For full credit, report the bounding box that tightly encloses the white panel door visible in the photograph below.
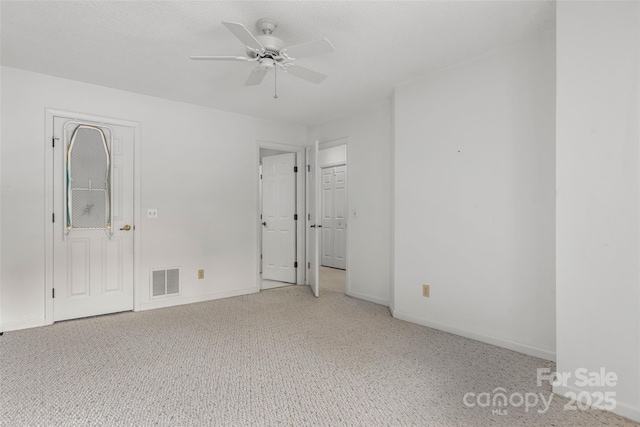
[261,153,296,283]
[321,168,334,267]
[321,165,347,269]
[52,116,134,321]
[306,142,320,297]
[333,166,347,269]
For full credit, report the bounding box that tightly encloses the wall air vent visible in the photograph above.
[151,267,180,297]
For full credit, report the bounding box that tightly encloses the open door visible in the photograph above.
[306,141,320,297]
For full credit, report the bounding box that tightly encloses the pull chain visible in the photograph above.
[273,64,278,99]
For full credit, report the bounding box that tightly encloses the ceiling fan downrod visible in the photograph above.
[273,62,278,99]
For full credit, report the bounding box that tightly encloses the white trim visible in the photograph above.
[638,2,640,416]
[318,159,345,168]
[553,384,640,423]
[256,141,306,290]
[0,61,2,333]
[389,93,396,314]
[318,137,349,150]
[1,318,47,333]
[140,287,258,311]
[393,310,556,361]
[44,109,141,325]
[347,290,388,307]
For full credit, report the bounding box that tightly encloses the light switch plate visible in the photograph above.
[147,209,158,219]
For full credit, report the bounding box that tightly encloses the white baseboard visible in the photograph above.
[139,287,259,311]
[1,317,46,332]
[554,384,640,423]
[346,290,388,306]
[392,310,556,361]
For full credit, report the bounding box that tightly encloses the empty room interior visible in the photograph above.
[1,1,640,425]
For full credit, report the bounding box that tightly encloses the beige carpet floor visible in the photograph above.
[319,266,346,294]
[0,276,636,426]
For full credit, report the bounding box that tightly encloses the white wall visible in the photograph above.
[393,32,556,360]
[307,102,392,305]
[556,1,640,421]
[0,66,305,331]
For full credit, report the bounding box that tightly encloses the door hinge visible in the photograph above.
[294,262,298,268]
[294,166,298,173]
[308,213,311,220]
[52,213,55,223]
[52,288,55,299]
[307,165,310,172]
[260,174,262,179]
[294,214,298,220]
[52,136,59,148]
[308,262,311,269]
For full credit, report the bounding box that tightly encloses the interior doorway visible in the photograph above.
[257,143,305,290]
[310,139,348,297]
[320,165,347,269]
[319,266,347,294]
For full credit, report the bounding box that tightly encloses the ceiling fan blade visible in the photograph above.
[222,21,264,52]
[245,68,269,86]
[281,38,334,60]
[285,64,327,84]
[189,56,250,61]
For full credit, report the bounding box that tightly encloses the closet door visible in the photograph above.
[321,165,346,269]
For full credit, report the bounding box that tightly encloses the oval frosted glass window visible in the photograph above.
[66,125,111,230]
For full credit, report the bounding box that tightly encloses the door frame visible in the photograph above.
[44,109,141,326]
[255,141,306,290]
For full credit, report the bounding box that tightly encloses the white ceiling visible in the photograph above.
[1,1,555,127]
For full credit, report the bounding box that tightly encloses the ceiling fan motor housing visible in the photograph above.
[249,34,286,58]
[247,18,285,59]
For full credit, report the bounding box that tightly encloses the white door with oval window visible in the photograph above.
[52,115,135,322]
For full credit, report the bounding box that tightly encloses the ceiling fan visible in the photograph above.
[190,18,335,95]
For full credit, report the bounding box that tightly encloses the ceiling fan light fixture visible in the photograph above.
[257,58,275,71]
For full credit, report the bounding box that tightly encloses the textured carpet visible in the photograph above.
[0,280,637,426]
[320,266,346,294]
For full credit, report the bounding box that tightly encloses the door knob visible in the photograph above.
[262,222,267,226]
[120,224,131,231]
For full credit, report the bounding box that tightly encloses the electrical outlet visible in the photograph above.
[198,269,204,280]
[147,209,158,219]
[423,284,430,297]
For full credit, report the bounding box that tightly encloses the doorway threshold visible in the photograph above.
[261,278,294,290]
